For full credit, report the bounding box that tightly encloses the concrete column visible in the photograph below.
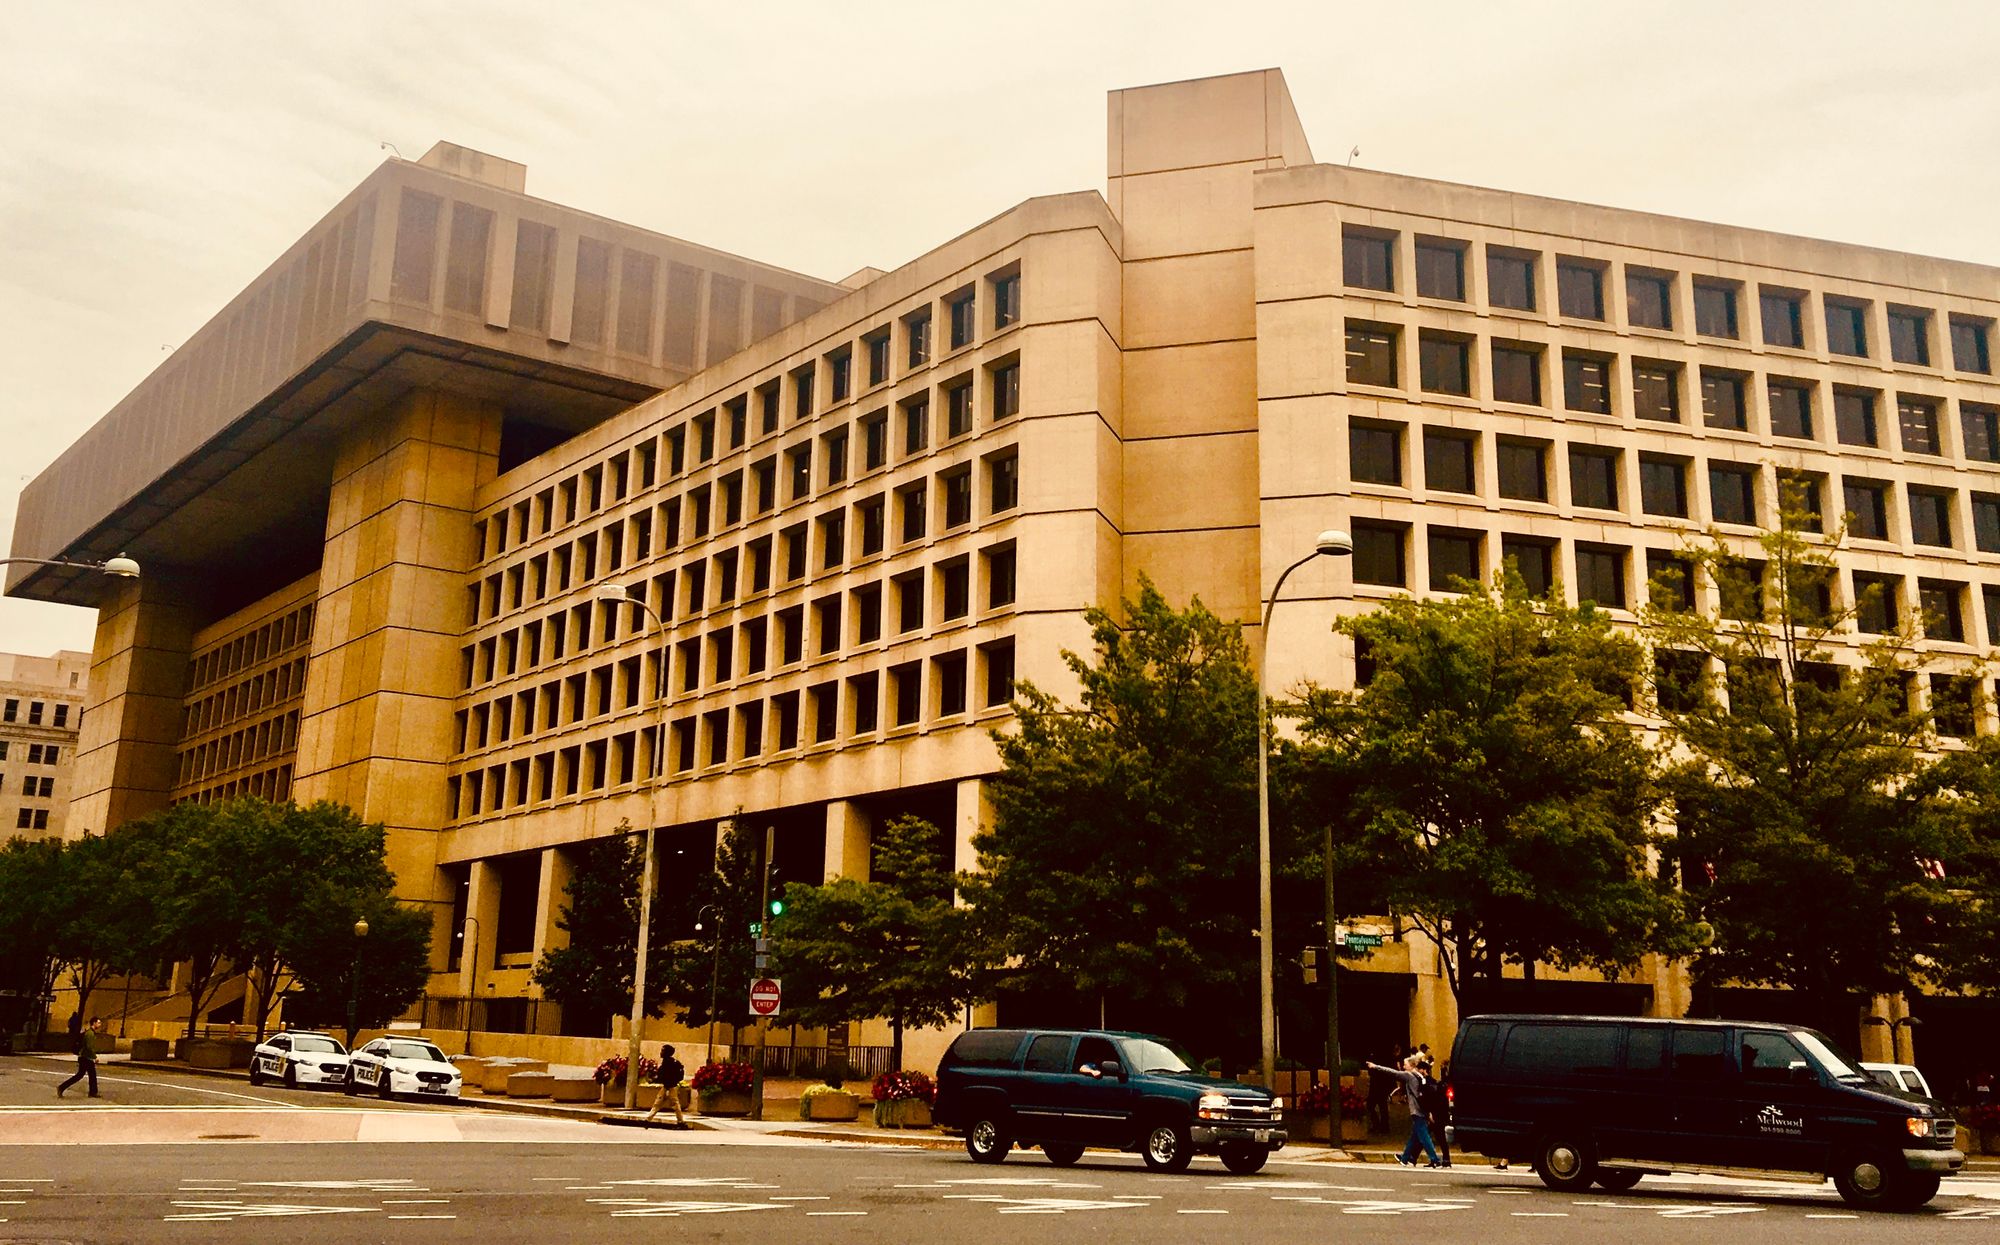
[65,574,199,839]
[823,800,871,882]
[952,779,992,901]
[528,846,574,998]
[459,858,501,999]
[293,388,500,927]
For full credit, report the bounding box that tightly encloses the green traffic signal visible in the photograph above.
[769,898,785,917]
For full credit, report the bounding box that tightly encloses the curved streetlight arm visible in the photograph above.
[1,554,141,579]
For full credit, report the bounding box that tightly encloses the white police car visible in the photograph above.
[248,1031,350,1089]
[345,1036,462,1100]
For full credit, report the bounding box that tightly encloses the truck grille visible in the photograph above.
[417,1070,452,1084]
[1221,1101,1280,1123]
[1936,1119,1957,1144]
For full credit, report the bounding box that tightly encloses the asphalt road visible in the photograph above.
[0,1057,1996,1243]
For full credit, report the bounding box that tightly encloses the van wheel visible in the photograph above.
[1594,1169,1643,1192]
[1220,1142,1269,1175]
[1833,1153,1932,1211]
[1142,1122,1193,1173]
[1041,1143,1084,1167]
[1534,1131,1596,1192]
[966,1116,1012,1164]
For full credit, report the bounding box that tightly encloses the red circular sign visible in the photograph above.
[748,978,782,1016]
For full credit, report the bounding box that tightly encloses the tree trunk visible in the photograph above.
[890,1015,905,1072]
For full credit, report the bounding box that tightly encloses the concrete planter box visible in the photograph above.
[129,1038,170,1062]
[505,1071,555,1098]
[186,1040,250,1069]
[873,1099,933,1129]
[598,1079,627,1106]
[698,1089,753,1117]
[803,1090,860,1121]
[551,1078,599,1104]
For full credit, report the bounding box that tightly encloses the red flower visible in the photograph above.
[871,1070,936,1104]
[691,1061,755,1093]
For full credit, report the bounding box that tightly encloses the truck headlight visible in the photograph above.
[1198,1092,1231,1120]
[1905,1116,1937,1138]
[1269,1096,1284,1121]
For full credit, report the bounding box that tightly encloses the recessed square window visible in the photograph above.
[1888,306,1931,366]
[1693,280,1739,339]
[1343,229,1395,292]
[1962,402,2000,463]
[1563,352,1612,414]
[1632,362,1680,423]
[1569,447,1620,511]
[1853,572,1900,635]
[1920,580,1965,643]
[1971,493,2000,553]
[1350,422,1403,486]
[1767,379,1814,439]
[1761,289,1805,349]
[1491,342,1541,405]
[1709,464,1758,526]
[1639,455,1689,518]
[1351,522,1407,587]
[1415,238,1466,301]
[1777,470,1824,532]
[1556,259,1605,320]
[1346,322,1398,387]
[1834,388,1878,447]
[1951,316,1993,374]
[1500,537,1555,598]
[1898,395,1941,455]
[1908,487,1954,548]
[1700,368,1747,431]
[1426,528,1482,592]
[1647,552,1697,614]
[1824,298,1869,357]
[1496,439,1548,502]
[1842,479,1890,540]
[1626,269,1673,330]
[1574,544,1627,610]
[1418,332,1470,396]
[1486,249,1536,311]
[1423,430,1476,495]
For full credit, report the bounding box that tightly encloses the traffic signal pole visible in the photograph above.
[750,823,774,1121]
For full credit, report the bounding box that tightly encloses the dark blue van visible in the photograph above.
[1449,1014,1962,1210]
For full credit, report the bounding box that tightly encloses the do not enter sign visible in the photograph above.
[748,977,782,1018]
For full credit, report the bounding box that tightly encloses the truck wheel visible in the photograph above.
[1220,1142,1269,1175]
[1533,1130,1595,1192]
[966,1116,1012,1164]
[1833,1152,1933,1211]
[1594,1170,1642,1192]
[1041,1143,1084,1167]
[1141,1122,1193,1173]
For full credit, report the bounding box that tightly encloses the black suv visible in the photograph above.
[932,1028,1285,1174]
[1450,1014,1963,1210]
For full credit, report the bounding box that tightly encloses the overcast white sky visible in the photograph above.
[4,0,1997,657]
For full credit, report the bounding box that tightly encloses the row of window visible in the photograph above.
[1,698,72,728]
[449,639,1017,820]
[477,267,1022,564]
[1352,418,2000,546]
[174,711,302,791]
[14,808,49,831]
[17,775,55,799]
[457,546,1019,754]
[1642,655,1993,740]
[1342,228,1996,372]
[1344,322,2000,458]
[185,604,314,694]
[0,743,62,764]
[1350,519,1999,641]
[182,657,307,741]
[177,763,294,809]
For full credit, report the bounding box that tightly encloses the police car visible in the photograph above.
[248,1031,351,1089]
[345,1036,462,1100]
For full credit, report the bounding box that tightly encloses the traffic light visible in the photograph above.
[769,898,785,917]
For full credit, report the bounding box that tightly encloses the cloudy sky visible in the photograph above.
[4,0,1997,656]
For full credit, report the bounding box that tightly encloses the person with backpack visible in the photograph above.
[58,1017,104,1099]
[644,1043,687,1127]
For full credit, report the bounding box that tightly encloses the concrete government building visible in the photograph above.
[11,69,1999,1076]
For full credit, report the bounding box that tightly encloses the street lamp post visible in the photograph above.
[1256,530,1353,1097]
[344,917,370,1050]
[593,583,671,1111]
[693,904,723,1065]
[0,554,141,579]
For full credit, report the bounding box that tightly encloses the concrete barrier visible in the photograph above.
[550,1078,599,1103]
[129,1038,170,1062]
[505,1071,556,1099]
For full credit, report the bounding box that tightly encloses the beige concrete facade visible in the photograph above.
[0,650,89,837]
[13,71,2000,1074]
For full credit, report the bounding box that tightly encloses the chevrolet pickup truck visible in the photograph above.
[932,1028,1285,1174]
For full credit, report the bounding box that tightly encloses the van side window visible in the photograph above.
[1671,1027,1729,1080]
[1075,1037,1117,1073]
[1624,1026,1667,1075]
[948,1029,1025,1069]
[1455,1021,1499,1071]
[1739,1031,1810,1084]
[1024,1034,1073,1073]
[1500,1023,1618,1074]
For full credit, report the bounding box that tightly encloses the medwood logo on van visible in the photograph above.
[1754,1104,1803,1135]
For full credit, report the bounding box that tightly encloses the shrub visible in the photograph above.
[1968,1101,2000,1131]
[691,1060,755,1093]
[797,1081,854,1119]
[1294,1082,1368,1115]
[872,1069,935,1104]
[593,1054,658,1085]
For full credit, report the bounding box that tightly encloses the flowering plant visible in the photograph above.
[593,1055,659,1085]
[1968,1101,2000,1130]
[1295,1083,1367,1115]
[691,1060,755,1093]
[872,1070,936,1104]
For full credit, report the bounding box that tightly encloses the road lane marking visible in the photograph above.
[166,1201,380,1221]
[588,1198,783,1217]
[1805,1213,1859,1219]
[388,1214,457,1219]
[770,1196,830,1201]
[807,1211,868,1216]
[382,1199,450,1204]
[1179,1209,1229,1214]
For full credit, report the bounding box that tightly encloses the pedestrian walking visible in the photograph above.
[1367,1044,1404,1132]
[1419,1062,1452,1168]
[643,1043,686,1127]
[1365,1054,1441,1167]
[58,1017,104,1098]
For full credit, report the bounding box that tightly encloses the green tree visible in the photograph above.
[0,836,66,1041]
[770,816,989,1070]
[530,824,676,1036]
[1644,516,1976,1011]
[50,827,164,1021]
[281,896,433,1048]
[1297,576,1690,1004]
[654,821,763,1057]
[961,579,1268,1051]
